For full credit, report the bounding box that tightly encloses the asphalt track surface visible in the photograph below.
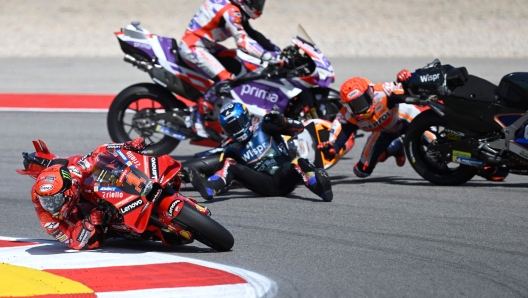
[2,57,528,297]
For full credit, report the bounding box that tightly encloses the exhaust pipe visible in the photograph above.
[123,54,153,72]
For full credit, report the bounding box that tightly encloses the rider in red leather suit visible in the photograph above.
[29,138,148,249]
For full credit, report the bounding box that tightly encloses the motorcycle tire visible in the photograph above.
[404,110,477,186]
[321,87,342,121]
[174,202,234,251]
[107,83,186,156]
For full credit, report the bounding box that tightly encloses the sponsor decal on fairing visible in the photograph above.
[168,200,181,218]
[106,144,123,150]
[149,157,159,180]
[419,73,441,83]
[133,42,152,50]
[116,150,135,168]
[119,198,143,215]
[102,192,124,199]
[125,151,141,167]
[241,85,279,103]
[99,186,119,191]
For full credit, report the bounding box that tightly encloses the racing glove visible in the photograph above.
[318,141,338,159]
[123,137,146,153]
[261,52,288,67]
[197,97,215,115]
[397,69,412,83]
[264,110,286,127]
[215,79,234,96]
[88,208,104,226]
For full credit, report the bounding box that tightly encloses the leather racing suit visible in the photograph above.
[30,144,117,250]
[330,81,422,177]
[30,140,166,249]
[179,0,280,81]
[190,113,333,201]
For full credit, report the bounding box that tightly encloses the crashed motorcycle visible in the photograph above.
[16,140,234,251]
[107,21,341,156]
[403,59,528,185]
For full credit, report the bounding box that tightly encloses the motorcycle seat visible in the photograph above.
[451,75,497,103]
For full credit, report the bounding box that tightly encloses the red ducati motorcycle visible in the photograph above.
[17,140,234,251]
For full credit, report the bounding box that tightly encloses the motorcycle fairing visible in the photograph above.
[116,24,214,93]
[291,36,335,88]
[155,155,183,187]
[90,153,157,233]
[228,80,302,117]
[300,120,352,169]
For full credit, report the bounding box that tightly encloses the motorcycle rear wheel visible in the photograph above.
[404,110,478,186]
[174,202,234,251]
[107,83,185,156]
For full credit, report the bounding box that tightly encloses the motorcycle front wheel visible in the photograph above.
[173,202,234,251]
[404,110,477,186]
[107,83,186,156]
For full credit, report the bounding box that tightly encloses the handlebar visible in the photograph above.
[405,95,445,117]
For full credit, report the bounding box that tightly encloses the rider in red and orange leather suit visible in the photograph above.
[319,71,421,178]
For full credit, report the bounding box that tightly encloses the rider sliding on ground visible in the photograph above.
[189,102,333,202]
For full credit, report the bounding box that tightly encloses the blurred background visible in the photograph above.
[2,0,528,58]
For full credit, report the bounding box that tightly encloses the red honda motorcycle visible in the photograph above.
[17,140,234,251]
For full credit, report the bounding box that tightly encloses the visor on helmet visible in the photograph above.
[345,88,374,114]
[221,111,251,138]
[249,0,265,12]
[38,192,67,214]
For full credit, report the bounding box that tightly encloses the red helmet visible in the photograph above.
[34,165,79,218]
[340,77,374,115]
[231,0,266,19]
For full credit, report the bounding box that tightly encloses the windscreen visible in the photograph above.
[92,153,152,196]
[296,24,316,46]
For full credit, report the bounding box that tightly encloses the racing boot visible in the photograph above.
[476,166,508,182]
[191,98,215,139]
[353,161,371,178]
[293,158,333,202]
[189,158,235,200]
[378,136,405,167]
[192,111,209,139]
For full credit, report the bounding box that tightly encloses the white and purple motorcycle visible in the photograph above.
[107,21,341,155]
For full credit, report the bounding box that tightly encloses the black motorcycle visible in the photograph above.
[403,59,528,185]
